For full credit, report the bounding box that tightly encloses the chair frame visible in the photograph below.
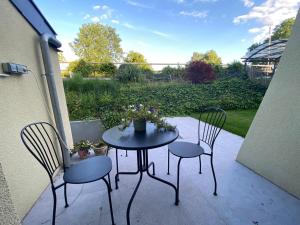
[20,122,115,225]
[167,107,226,198]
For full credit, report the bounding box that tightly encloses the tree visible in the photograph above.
[191,50,222,65]
[70,23,123,63]
[271,18,295,41]
[247,18,295,52]
[191,52,204,62]
[203,50,222,65]
[58,52,66,63]
[124,51,152,70]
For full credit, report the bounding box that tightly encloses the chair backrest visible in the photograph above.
[198,107,226,148]
[20,122,65,179]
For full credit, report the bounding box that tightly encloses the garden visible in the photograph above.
[63,61,267,137]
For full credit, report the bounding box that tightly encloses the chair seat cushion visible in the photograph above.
[169,142,204,158]
[64,156,112,184]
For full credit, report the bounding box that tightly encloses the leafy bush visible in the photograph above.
[68,59,93,77]
[212,64,226,79]
[94,63,117,77]
[115,64,143,83]
[161,66,185,80]
[184,61,216,83]
[226,61,247,79]
[64,78,266,128]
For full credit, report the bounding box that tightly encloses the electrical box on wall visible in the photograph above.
[2,63,28,75]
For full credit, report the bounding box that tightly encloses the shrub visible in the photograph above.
[226,61,247,79]
[68,59,93,77]
[184,61,216,83]
[94,63,117,77]
[212,64,226,79]
[64,78,266,128]
[115,64,143,83]
[161,66,185,80]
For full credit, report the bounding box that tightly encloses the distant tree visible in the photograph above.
[271,18,295,41]
[247,18,295,52]
[184,61,216,84]
[191,52,204,62]
[190,50,222,65]
[70,23,123,63]
[124,51,152,70]
[203,50,222,65]
[58,52,66,63]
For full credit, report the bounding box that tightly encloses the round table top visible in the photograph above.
[102,122,179,150]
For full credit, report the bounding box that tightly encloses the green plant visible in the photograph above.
[226,61,247,79]
[161,66,185,80]
[68,59,93,77]
[184,61,216,83]
[93,140,106,148]
[120,104,175,131]
[115,64,143,83]
[73,140,92,152]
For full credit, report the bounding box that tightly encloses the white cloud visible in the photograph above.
[243,0,255,7]
[233,0,300,42]
[111,19,120,24]
[91,16,100,23]
[179,10,208,18]
[93,5,101,10]
[126,1,152,8]
[151,30,171,38]
[176,0,217,3]
[83,14,90,19]
[123,22,136,29]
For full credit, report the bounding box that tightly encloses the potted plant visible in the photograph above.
[92,140,108,156]
[74,140,92,160]
[120,104,176,132]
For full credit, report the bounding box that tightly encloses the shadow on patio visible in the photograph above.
[22,117,300,225]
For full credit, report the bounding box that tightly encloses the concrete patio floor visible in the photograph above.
[22,117,300,225]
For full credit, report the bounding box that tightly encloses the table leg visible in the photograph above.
[115,150,139,189]
[144,150,179,205]
[126,150,143,225]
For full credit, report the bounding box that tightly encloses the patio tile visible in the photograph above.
[22,117,300,225]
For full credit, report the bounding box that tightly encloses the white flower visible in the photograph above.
[121,118,125,122]
[147,111,151,114]
[140,104,143,107]
[132,109,136,112]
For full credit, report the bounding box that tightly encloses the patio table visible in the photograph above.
[102,122,179,225]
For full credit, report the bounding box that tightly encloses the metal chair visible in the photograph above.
[20,122,115,225]
[167,107,226,200]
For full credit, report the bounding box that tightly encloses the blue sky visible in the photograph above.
[35,0,300,64]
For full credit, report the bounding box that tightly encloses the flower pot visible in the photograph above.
[133,119,146,132]
[94,146,107,156]
[78,147,89,159]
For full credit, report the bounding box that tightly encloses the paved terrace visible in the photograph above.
[23,117,300,225]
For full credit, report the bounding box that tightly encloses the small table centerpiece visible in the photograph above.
[119,104,176,132]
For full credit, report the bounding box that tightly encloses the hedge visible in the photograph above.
[64,77,266,128]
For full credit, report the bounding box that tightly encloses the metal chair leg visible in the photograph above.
[102,178,116,225]
[125,150,128,157]
[51,187,57,225]
[167,150,170,175]
[64,183,69,208]
[210,155,217,196]
[199,156,202,174]
[108,173,112,192]
[176,157,182,203]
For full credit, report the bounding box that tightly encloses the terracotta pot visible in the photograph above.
[133,119,146,132]
[78,148,89,159]
[94,146,107,156]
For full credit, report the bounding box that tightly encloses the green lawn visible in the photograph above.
[190,109,258,137]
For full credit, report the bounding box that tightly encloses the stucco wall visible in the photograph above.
[237,11,300,198]
[0,0,73,219]
[0,163,20,225]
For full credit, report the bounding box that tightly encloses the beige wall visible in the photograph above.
[0,0,73,220]
[0,163,20,225]
[237,11,300,198]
